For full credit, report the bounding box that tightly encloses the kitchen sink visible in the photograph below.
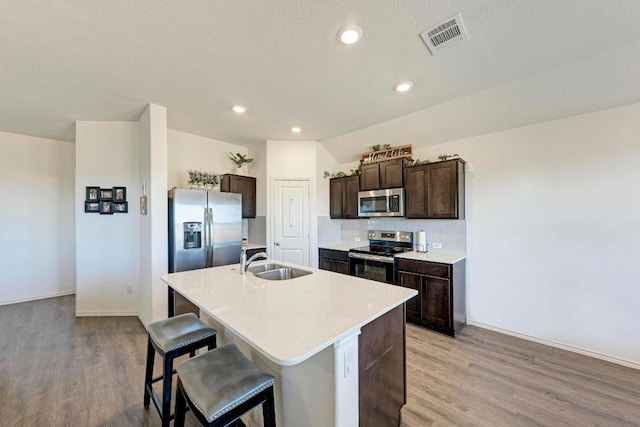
[253,267,312,281]
[246,263,285,274]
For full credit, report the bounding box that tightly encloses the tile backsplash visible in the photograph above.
[320,217,466,253]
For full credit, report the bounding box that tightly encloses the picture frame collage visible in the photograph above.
[85,186,128,214]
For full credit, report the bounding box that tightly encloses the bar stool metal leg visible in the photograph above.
[142,313,217,427]
[143,336,155,408]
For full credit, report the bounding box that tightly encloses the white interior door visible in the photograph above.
[272,180,310,266]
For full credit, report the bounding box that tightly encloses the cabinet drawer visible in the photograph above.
[396,259,450,279]
[319,248,349,262]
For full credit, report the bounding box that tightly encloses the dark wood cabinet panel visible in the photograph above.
[343,175,360,218]
[359,305,405,427]
[380,158,404,189]
[318,248,350,275]
[246,247,267,260]
[320,258,333,271]
[359,163,380,191]
[427,159,465,219]
[424,277,450,329]
[396,258,465,337]
[404,165,429,218]
[329,175,359,219]
[329,178,345,219]
[220,174,256,218]
[333,260,350,275]
[404,159,465,219]
[398,272,422,323]
[396,259,450,278]
[360,159,404,191]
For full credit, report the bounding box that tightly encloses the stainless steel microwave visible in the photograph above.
[358,188,405,217]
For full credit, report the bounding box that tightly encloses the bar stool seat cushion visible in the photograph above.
[148,313,217,354]
[176,344,275,423]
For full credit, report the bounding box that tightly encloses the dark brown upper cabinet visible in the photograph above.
[404,159,465,219]
[359,159,404,191]
[329,175,359,219]
[220,174,256,218]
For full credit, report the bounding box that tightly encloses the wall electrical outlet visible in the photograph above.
[126,285,133,294]
[354,237,361,242]
[431,242,442,249]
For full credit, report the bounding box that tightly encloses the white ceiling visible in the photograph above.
[2,1,640,163]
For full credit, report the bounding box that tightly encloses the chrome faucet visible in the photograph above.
[240,246,268,274]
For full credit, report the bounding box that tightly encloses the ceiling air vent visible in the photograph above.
[420,13,468,55]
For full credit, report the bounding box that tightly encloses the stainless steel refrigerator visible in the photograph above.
[168,188,242,316]
[168,188,242,273]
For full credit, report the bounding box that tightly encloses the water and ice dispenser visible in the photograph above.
[183,222,202,249]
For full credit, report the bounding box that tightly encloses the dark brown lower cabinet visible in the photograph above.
[318,248,350,275]
[396,258,466,336]
[246,246,267,261]
[359,305,405,427]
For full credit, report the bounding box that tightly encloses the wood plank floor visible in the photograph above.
[1,295,639,426]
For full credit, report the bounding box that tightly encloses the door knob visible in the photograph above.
[274,242,281,246]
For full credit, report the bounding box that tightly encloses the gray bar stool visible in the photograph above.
[174,343,276,427]
[143,313,217,427]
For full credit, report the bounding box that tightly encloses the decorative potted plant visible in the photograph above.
[229,152,253,175]
[188,170,221,189]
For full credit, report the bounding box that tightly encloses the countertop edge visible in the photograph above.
[395,251,467,264]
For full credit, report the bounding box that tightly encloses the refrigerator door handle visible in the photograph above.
[203,207,210,268]
[208,207,214,267]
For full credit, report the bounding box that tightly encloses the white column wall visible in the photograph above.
[412,102,640,366]
[139,104,168,325]
[0,131,75,305]
[75,122,140,315]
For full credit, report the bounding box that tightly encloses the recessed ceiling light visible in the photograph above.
[291,127,302,133]
[231,104,247,113]
[337,24,363,45]
[393,81,414,93]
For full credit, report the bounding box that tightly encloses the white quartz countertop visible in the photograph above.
[161,261,416,366]
[318,242,364,251]
[395,251,466,264]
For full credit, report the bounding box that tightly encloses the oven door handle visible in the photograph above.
[348,252,395,264]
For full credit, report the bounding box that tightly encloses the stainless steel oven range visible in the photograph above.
[348,230,413,283]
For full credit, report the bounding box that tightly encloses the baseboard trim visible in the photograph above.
[468,320,640,371]
[0,290,75,306]
[75,311,139,317]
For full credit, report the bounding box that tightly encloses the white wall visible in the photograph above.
[316,144,341,217]
[168,129,264,243]
[75,122,140,315]
[0,131,75,305]
[413,102,640,366]
[266,140,318,266]
[249,143,267,216]
[167,129,248,189]
[139,105,168,324]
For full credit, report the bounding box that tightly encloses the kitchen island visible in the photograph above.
[161,260,417,427]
